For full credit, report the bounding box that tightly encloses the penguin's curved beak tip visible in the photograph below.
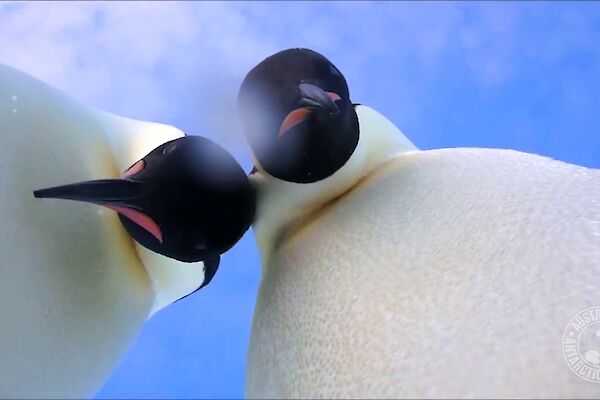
[298,82,341,116]
[32,179,148,207]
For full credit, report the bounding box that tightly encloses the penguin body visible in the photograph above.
[239,49,600,398]
[0,64,253,397]
[247,107,600,398]
[248,145,600,398]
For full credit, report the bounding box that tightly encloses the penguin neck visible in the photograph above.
[98,114,206,316]
[251,105,419,271]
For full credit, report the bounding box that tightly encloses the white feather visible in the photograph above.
[248,107,600,397]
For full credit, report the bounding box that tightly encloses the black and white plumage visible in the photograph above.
[239,49,600,398]
[0,64,254,398]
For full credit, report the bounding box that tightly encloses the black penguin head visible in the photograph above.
[34,136,255,263]
[238,48,359,184]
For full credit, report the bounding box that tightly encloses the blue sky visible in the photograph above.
[2,1,600,398]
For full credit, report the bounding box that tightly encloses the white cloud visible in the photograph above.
[1,1,599,160]
[0,2,262,114]
[0,2,273,165]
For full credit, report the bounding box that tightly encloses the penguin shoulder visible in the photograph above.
[283,147,600,255]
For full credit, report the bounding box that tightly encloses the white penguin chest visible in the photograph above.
[247,148,600,398]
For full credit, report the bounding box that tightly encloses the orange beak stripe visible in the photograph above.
[279,107,312,137]
[105,204,164,244]
[123,159,145,177]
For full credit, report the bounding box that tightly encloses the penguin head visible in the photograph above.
[34,136,255,264]
[238,48,359,183]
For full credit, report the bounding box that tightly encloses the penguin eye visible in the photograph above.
[123,160,146,177]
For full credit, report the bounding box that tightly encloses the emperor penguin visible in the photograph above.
[237,49,600,398]
[0,64,254,398]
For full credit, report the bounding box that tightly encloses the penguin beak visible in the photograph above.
[297,83,341,115]
[33,179,150,207]
[33,179,164,243]
[279,83,342,137]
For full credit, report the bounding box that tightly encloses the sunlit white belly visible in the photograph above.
[248,148,600,398]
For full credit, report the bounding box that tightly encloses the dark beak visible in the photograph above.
[297,83,340,116]
[33,179,151,210]
[279,83,343,136]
